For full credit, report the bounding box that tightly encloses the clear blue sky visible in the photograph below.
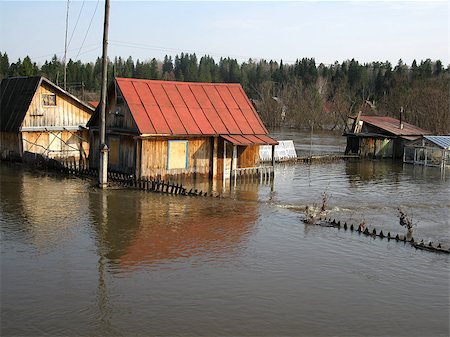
[0,1,448,66]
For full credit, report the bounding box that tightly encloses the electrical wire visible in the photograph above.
[31,43,100,61]
[75,0,100,61]
[67,0,86,49]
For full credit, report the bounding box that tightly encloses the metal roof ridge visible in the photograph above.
[115,77,242,86]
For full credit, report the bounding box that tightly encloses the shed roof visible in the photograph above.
[0,76,94,132]
[355,115,431,137]
[424,135,450,149]
[113,78,276,144]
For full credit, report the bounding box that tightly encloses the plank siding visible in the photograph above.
[238,145,259,168]
[20,130,89,160]
[106,103,136,130]
[139,137,211,179]
[22,84,91,129]
[0,132,21,159]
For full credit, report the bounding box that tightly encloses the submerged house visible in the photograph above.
[344,115,431,159]
[0,76,94,161]
[404,135,450,169]
[87,78,277,180]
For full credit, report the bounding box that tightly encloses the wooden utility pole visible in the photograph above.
[99,0,110,188]
[63,0,70,90]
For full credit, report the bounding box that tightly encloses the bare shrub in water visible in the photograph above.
[397,207,414,233]
[321,191,329,212]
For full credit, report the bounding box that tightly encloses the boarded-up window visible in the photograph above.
[42,94,56,106]
[167,140,188,170]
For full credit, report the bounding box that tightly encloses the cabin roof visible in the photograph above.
[0,76,94,132]
[354,115,431,137]
[111,77,276,144]
[423,135,450,150]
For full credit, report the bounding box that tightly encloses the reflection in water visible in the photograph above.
[0,166,89,250]
[88,188,257,272]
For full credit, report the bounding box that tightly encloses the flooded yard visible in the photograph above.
[1,131,449,336]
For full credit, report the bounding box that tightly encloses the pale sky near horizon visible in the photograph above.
[0,1,448,66]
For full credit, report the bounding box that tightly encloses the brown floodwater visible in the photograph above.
[1,132,449,336]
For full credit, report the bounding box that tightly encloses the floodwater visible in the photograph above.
[1,131,449,336]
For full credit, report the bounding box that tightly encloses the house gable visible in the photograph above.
[21,81,93,130]
[105,83,140,133]
[1,76,93,132]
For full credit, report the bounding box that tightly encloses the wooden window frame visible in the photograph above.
[42,93,57,107]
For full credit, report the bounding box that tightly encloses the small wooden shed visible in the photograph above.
[87,78,277,180]
[344,115,431,159]
[0,76,94,162]
[404,135,450,169]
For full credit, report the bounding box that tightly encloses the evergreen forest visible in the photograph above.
[0,51,448,134]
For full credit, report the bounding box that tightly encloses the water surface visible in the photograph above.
[1,131,449,336]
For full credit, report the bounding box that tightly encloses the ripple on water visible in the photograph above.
[1,159,449,337]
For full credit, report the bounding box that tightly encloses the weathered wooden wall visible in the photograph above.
[238,145,260,168]
[139,137,211,179]
[22,83,91,129]
[108,135,135,174]
[89,132,135,173]
[216,140,232,179]
[0,132,21,159]
[106,99,138,131]
[21,130,89,160]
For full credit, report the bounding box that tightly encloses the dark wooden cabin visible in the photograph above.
[0,76,94,162]
[87,78,277,180]
[344,115,431,159]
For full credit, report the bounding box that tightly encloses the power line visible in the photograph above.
[31,43,100,61]
[75,0,100,61]
[67,0,86,49]
[109,40,260,63]
[108,39,335,66]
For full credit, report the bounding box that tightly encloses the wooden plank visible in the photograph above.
[109,137,120,166]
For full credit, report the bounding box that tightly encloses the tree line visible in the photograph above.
[1,51,448,133]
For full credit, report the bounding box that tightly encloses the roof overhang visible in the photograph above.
[343,132,396,139]
[222,134,278,146]
[20,125,86,132]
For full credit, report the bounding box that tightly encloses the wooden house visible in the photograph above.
[344,115,431,159]
[87,78,277,180]
[404,135,450,169]
[0,76,94,162]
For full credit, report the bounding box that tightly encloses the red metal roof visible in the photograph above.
[88,101,99,108]
[222,134,278,146]
[357,116,431,137]
[115,78,276,144]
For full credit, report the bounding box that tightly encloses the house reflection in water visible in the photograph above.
[344,159,403,187]
[89,189,258,272]
[0,172,90,249]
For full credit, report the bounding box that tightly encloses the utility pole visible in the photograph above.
[63,0,70,90]
[98,0,110,189]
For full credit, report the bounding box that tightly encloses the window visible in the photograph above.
[42,93,56,106]
[167,140,188,170]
